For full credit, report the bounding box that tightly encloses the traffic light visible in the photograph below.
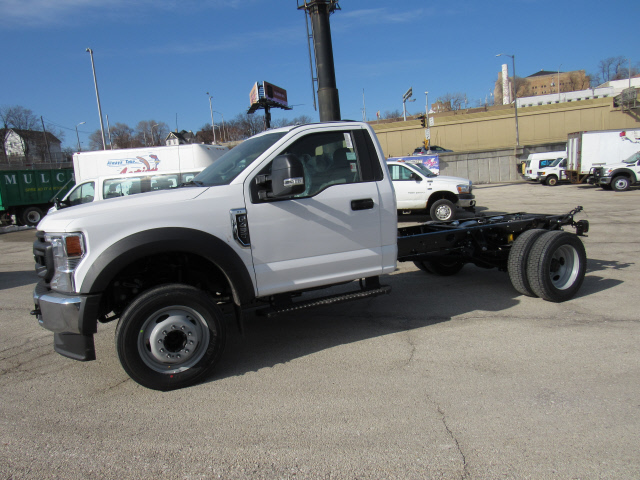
[420,115,426,127]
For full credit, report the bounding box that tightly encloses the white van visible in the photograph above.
[524,151,566,180]
[54,170,202,210]
[53,144,228,211]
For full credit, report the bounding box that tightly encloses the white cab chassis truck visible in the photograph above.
[31,122,590,390]
[588,150,640,191]
[386,160,475,221]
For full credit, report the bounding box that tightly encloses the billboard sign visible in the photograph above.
[263,81,288,107]
[249,82,260,107]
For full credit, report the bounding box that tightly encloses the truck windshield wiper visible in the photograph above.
[179,179,205,187]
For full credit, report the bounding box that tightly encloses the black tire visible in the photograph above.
[22,206,44,226]
[611,176,630,192]
[526,231,587,302]
[507,229,547,297]
[545,175,558,186]
[115,284,226,391]
[429,199,456,222]
[413,258,464,276]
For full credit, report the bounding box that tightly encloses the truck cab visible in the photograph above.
[589,150,640,191]
[386,160,474,221]
[32,122,398,389]
[537,156,568,186]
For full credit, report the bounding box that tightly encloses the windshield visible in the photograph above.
[550,157,565,167]
[193,132,287,186]
[409,162,437,177]
[623,151,640,164]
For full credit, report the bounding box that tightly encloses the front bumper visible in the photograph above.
[457,194,476,208]
[32,281,101,361]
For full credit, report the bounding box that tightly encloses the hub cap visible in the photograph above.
[548,245,579,290]
[138,306,210,373]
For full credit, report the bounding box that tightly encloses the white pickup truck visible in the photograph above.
[588,151,640,191]
[32,121,589,390]
[387,160,474,221]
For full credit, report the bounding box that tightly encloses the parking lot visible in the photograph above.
[1,181,639,479]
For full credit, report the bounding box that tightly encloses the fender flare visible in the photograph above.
[609,168,637,182]
[79,227,255,305]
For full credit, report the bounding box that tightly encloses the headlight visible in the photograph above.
[605,168,613,175]
[45,232,86,292]
[539,171,546,176]
[457,184,471,194]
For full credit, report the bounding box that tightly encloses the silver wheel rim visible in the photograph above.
[435,204,452,220]
[26,211,41,224]
[614,178,627,189]
[548,244,579,290]
[138,305,210,374]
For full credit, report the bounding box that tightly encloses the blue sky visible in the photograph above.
[1,0,637,150]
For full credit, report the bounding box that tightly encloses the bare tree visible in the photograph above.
[109,123,138,149]
[382,109,402,120]
[436,93,467,111]
[135,120,170,146]
[88,130,104,150]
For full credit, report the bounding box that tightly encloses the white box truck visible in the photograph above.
[54,144,228,210]
[566,129,640,183]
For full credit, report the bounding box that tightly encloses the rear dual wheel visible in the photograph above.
[508,230,586,302]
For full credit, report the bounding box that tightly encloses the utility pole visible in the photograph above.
[298,1,341,122]
[86,48,107,150]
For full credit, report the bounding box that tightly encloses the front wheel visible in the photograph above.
[611,176,630,192]
[429,199,456,222]
[115,284,227,391]
[526,231,587,302]
[545,175,558,186]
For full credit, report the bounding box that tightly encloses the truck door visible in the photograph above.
[388,163,428,209]
[244,128,386,297]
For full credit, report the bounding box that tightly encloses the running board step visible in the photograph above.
[257,285,392,318]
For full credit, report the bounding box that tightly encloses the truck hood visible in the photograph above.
[39,186,208,232]
[432,175,472,185]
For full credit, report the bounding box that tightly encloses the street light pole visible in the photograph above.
[85,48,107,150]
[496,53,520,146]
[206,92,216,144]
[75,122,85,151]
[213,110,225,143]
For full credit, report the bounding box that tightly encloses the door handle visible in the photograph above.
[351,198,374,211]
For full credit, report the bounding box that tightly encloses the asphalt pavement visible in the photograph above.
[1,181,639,479]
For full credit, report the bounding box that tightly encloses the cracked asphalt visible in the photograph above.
[1,181,639,479]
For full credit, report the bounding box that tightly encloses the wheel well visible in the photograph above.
[100,252,233,321]
[611,169,634,179]
[427,192,458,209]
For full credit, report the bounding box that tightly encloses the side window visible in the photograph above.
[388,165,414,181]
[252,130,362,201]
[68,182,95,206]
[103,177,143,199]
[150,174,178,190]
[181,172,197,183]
